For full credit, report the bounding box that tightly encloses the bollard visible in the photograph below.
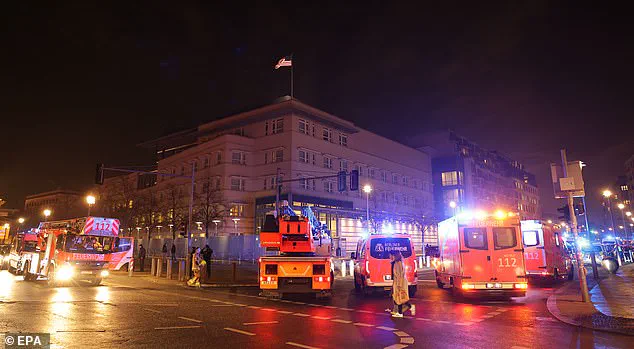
[341,259,346,277]
[348,260,354,277]
[426,256,431,268]
[178,260,185,281]
[151,257,157,276]
[128,258,134,277]
[232,261,237,282]
[156,257,163,278]
[166,259,173,279]
[418,256,423,269]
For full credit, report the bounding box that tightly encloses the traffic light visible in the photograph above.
[350,170,359,191]
[557,204,571,223]
[337,171,347,192]
[95,163,104,185]
[574,200,585,215]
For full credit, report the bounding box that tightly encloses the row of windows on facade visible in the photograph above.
[297,118,348,146]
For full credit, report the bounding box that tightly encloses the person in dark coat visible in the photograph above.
[170,243,176,261]
[138,244,146,272]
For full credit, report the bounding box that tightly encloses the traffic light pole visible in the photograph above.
[561,149,590,302]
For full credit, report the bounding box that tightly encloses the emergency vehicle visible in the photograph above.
[352,233,417,296]
[435,210,528,297]
[520,220,573,281]
[6,230,40,279]
[106,236,135,271]
[12,217,120,286]
[259,205,334,298]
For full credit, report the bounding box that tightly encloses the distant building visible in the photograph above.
[23,189,83,222]
[98,97,436,253]
[417,131,541,220]
[0,199,20,244]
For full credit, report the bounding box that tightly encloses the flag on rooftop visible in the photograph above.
[275,55,293,69]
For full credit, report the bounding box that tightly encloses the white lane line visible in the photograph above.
[224,327,256,336]
[384,344,408,349]
[312,316,331,320]
[290,301,306,305]
[307,304,322,307]
[324,306,338,309]
[261,308,276,311]
[208,305,233,307]
[480,315,494,319]
[488,312,502,315]
[151,303,178,306]
[456,322,473,326]
[435,320,451,324]
[243,321,279,326]
[178,316,203,323]
[376,326,398,331]
[416,318,432,321]
[394,331,409,337]
[353,322,374,327]
[234,303,248,307]
[286,342,322,349]
[536,317,559,322]
[339,307,354,311]
[293,313,311,317]
[155,326,201,330]
[277,310,293,314]
[331,319,352,324]
[143,308,162,314]
[248,306,261,309]
[356,310,373,313]
[400,337,415,345]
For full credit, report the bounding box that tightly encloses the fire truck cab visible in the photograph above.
[6,230,40,278]
[352,233,417,297]
[436,211,528,298]
[521,220,573,281]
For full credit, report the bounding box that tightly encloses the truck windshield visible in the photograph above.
[522,230,540,247]
[22,241,38,252]
[63,234,114,254]
[370,238,412,259]
[493,227,517,249]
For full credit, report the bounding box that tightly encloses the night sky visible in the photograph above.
[2,2,633,226]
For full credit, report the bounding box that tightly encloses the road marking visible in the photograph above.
[324,305,338,309]
[234,303,247,307]
[435,320,451,324]
[339,307,354,311]
[224,327,256,336]
[394,331,409,337]
[208,304,232,307]
[261,308,276,311]
[286,342,322,349]
[456,322,473,326]
[290,301,306,305]
[376,326,398,331]
[356,310,373,313]
[536,317,559,322]
[248,306,261,309]
[277,310,293,314]
[143,308,161,314]
[331,319,352,324]
[488,311,502,315]
[178,316,203,323]
[243,321,279,326]
[293,313,311,317]
[151,303,178,306]
[400,337,415,344]
[353,322,374,327]
[384,344,408,349]
[155,326,201,330]
[416,318,432,321]
[312,316,331,320]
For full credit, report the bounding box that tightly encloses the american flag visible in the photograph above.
[275,55,293,69]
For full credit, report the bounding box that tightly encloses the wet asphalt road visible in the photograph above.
[0,269,630,349]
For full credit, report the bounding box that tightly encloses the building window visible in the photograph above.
[229,205,245,217]
[441,171,463,186]
[402,176,408,186]
[272,118,284,134]
[354,165,362,177]
[203,157,209,169]
[299,150,309,163]
[231,151,246,165]
[300,177,316,190]
[323,128,332,142]
[340,159,348,172]
[324,181,334,193]
[381,171,387,183]
[230,177,246,191]
[273,149,283,163]
[215,151,222,165]
[214,177,221,190]
[232,127,245,136]
[299,119,309,135]
[339,134,348,147]
[180,166,185,176]
[381,192,388,201]
[323,156,332,169]
[369,168,376,179]
[443,188,463,203]
[392,174,398,184]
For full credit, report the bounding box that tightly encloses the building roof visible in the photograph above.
[25,189,81,200]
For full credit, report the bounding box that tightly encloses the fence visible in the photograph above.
[137,235,265,261]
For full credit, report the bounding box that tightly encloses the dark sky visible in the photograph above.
[2,2,633,226]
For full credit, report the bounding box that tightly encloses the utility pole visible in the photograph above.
[561,149,590,302]
[275,167,282,217]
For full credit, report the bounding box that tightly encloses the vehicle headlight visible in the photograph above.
[57,264,75,281]
[100,270,110,278]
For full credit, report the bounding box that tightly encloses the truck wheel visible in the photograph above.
[360,276,371,297]
[408,285,417,298]
[91,278,102,286]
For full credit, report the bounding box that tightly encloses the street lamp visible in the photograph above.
[212,220,221,236]
[17,217,25,224]
[448,201,457,216]
[547,219,553,224]
[363,185,372,232]
[232,218,240,235]
[86,194,96,216]
[602,189,616,235]
[43,209,52,221]
[617,203,628,238]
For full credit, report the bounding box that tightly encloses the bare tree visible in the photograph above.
[194,176,226,237]
[134,187,161,240]
[98,175,140,235]
[159,183,187,239]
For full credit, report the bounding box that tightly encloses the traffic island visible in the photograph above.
[547,263,634,336]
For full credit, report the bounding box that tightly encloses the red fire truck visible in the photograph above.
[13,217,120,286]
[435,210,528,298]
[521,220,573,281]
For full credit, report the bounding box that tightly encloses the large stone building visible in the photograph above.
[98,98,436,253]
[23,189,84,222]
[417,131,541,220]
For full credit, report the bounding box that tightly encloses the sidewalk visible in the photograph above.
[547,263,634,336]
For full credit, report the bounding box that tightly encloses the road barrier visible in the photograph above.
[166,259,173,279]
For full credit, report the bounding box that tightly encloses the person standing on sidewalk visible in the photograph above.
[162,243,168,257]
[170,243,176,261]
[389,250,415,318]
[138,244,146,272]
[201,244,212,277]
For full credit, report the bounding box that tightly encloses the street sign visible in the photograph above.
[551,160,585,198]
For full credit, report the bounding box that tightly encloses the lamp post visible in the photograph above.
[617,203,627,238]
[449,201,457,217]
[212,220,221,236]
[86,194,96,216]
[363,185,372,232]
[43,209,52,222]
[603,190,616,234]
